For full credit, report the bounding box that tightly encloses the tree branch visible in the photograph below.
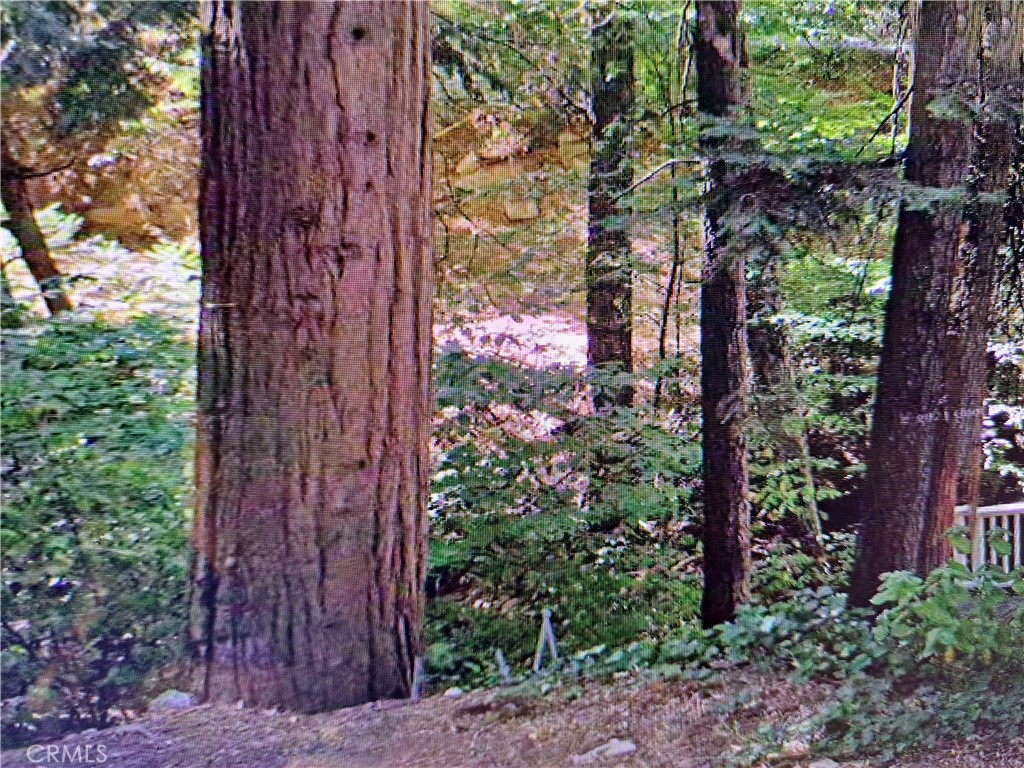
[612,158,701,202]
[5,157,76,180]
[855,88,913,158]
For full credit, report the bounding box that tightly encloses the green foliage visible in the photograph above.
[741,0,901,159]
[870,563,1023,676]
[731,563,1024,765]
[1,271,26,327]
[1,317,194,745]
[709,586,878,682]
[815,565,1024,761]
[423,341,871,693]
[1,1,194,135]
[426,351,703,688]
[775,243,890,494]
[983,399,1024,500]
[550,549,867,688]
[431,0,587,123]
[751,65,893,158]
[751,533,856,600]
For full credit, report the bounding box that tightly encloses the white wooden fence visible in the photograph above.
[954,501,1024,572]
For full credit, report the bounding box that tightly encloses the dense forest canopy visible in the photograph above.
[2,1,1023,766]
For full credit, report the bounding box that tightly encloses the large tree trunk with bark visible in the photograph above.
[0,154,73,316]
[848,0,1022,606]
[587,8,634,412]
[696,0,754,628]
[188,1,433,711]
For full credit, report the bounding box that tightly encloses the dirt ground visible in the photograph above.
[3,672,1021,768]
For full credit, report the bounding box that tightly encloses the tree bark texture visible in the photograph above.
[848,0,1022,606]
[189,1,433,711]
[0,154,74,316]
[587,9,634,412]
[696,0,754,628]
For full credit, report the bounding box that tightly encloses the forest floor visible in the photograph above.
[3,671,1022,768]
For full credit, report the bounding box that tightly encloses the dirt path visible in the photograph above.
[3,674,1021,768]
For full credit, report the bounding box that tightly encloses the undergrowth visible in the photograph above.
[425,352,705,686]
[2,317,195,746]
[715,559,1024,765]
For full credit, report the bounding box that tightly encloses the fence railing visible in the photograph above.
[953,501,1024,572]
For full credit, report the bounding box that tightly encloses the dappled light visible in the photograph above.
[2,2,1022,767]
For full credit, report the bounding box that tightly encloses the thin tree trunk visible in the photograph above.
[696,0,753,628]
[889,2,909,157]
[748,249,821,539]
[654,5,691,410]
[587,8,634,412]
[189,1,433,711]
[653,227,681,409]
[0,154,73,316]
[848,0,1022,606]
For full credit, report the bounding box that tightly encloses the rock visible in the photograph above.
[558,130,587,166]
[572,738,637,764]
[477,129,527,162]
[148,690,195,712]
[444,686,464,699]
[766,740,811,764]
[455,151,480,176]
[809,760,841,768]
[504,198,540,222]
[782,740,810,759]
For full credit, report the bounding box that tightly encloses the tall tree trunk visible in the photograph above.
[695,0,753,628]
[848,0,1022,607]
[748,248,821,539]
[189,1,433,711]
[0,154,73,316]
[587,8,634,412]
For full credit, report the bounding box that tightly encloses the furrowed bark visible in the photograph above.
[849,1,1022,605]
[696,0,753,628]
[189,1,433,710]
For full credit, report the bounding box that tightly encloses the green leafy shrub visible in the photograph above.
[818,562,1024,759]
[708,585,879,682]
[425,351,703,687]
[751,532,857,601]
[1,318,194,746]
[731,562,1024,765]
